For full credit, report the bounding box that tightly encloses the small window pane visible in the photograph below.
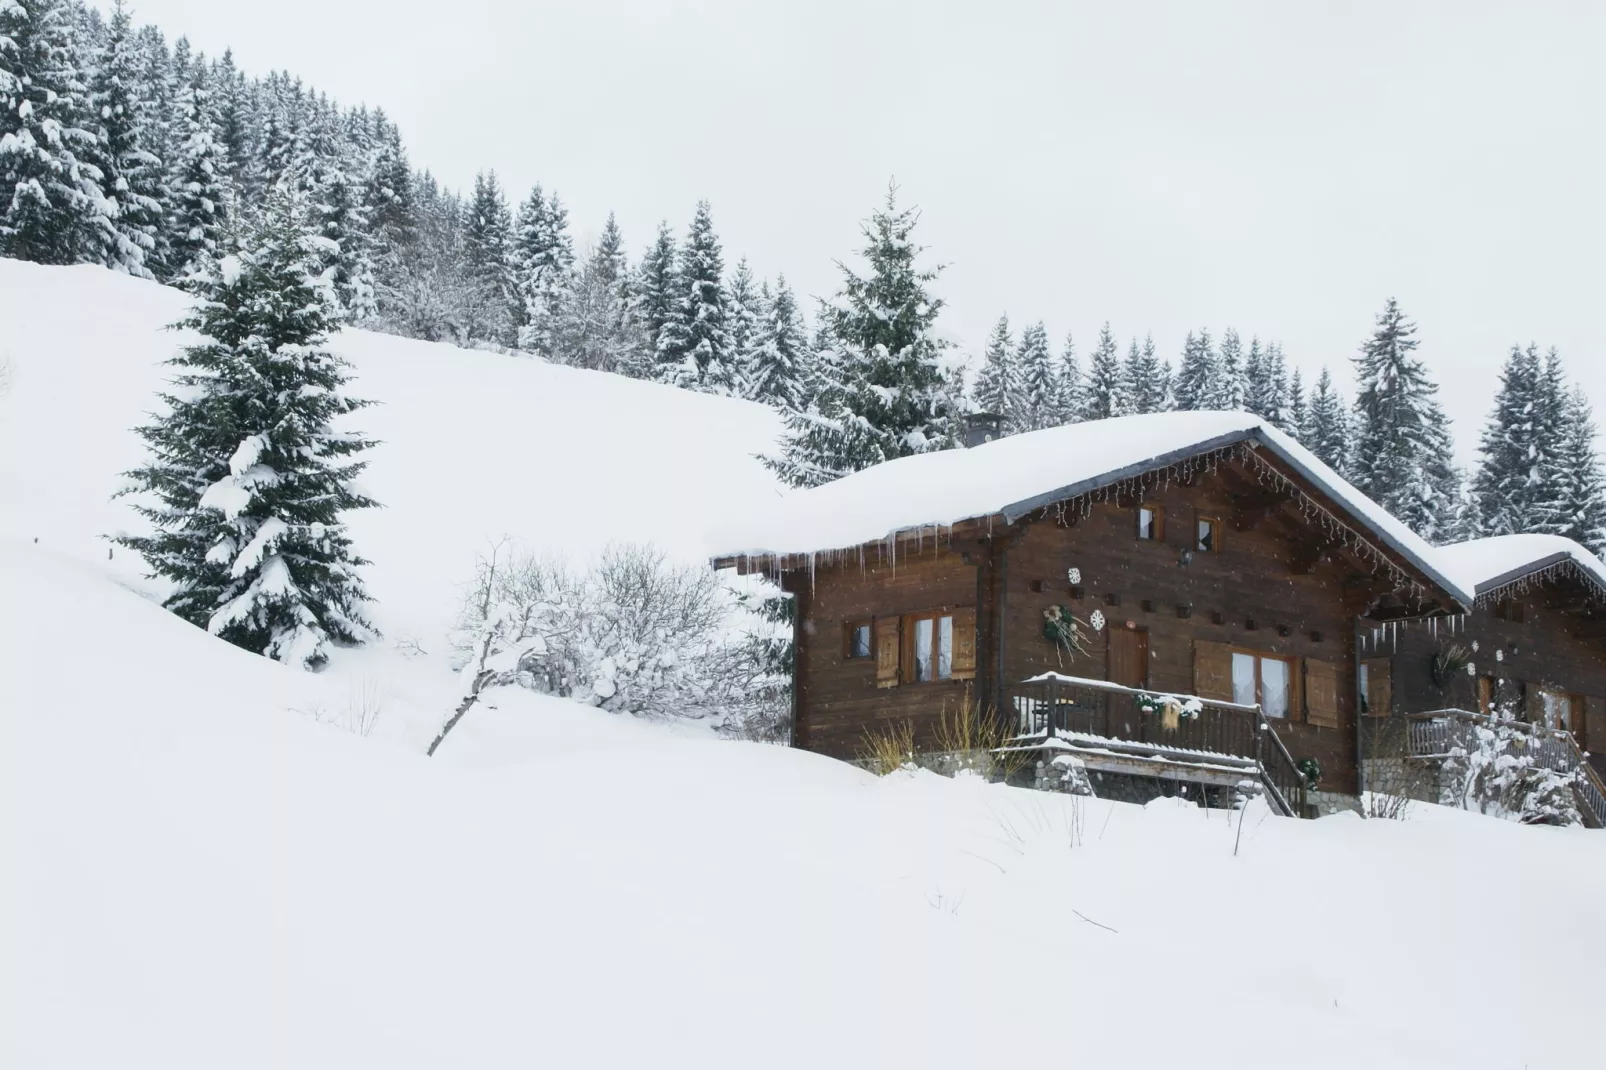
[1196,518,1215,552]
[849,624,871,659]
[914,617,934,681]
[1138,507,1157,540]
[1261,658,1290,719]
[1358,663,1370,713]
[1231,653,1257,707]
[937,616,953,679]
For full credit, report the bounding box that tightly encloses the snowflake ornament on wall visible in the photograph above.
[1089,609,1106,631]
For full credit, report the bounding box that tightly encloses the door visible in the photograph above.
[1107,627,1149,740]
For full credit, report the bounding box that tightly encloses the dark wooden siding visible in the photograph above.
[995,471,1369,794]
[788,546,981,759]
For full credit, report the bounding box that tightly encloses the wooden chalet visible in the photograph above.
[1360,535,1606,825]
[714,412,1482,816]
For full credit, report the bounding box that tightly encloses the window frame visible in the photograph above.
[1228,646,1297,719]
[1194,512,1222,554]
[1136,502,1165,542]
[901,609,956,684]
[843,619,873,660]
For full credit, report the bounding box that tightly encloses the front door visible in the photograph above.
[1107,626,1149,740]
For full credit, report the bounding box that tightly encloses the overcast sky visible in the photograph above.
[128,0,1605,462]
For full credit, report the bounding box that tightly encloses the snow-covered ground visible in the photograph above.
[3,261,1603,1068]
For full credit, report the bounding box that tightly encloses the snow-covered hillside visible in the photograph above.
[3,262,1604,1069]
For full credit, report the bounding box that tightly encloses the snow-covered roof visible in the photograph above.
[713,411,1473,605]
[1434,534,1606,599]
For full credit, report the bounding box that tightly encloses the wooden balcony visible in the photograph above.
[1002,673,1309,818]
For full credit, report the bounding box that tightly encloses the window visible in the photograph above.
[1232,650,1293,717]
[845,621,872,659]
[1539,689,1574,732]
[1137,504,1164,541]
[1196,515,1220,553]
[908,612,953,682]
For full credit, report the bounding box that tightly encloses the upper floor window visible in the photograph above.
[1196,514,1220,553]
[1137,504,1164,541]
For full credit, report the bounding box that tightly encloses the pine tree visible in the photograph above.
[1125,333,1166,414]
[1287,367,1308,441]
[210,49,254,199]
[115,186,378,669]
[129,22,176,276]
[1055,331,1081,424]
[1555,386,1606,558]
[1210,328,1246,410]
[83,0,162,275]
[557,213,639,373]
[1015,321,1056,432]
[1351,298,1460,539]
[1173,329,1215,411]
[630,221,677,371]
[655,199,733,392]
[459,170,515,346]
[1080,322,1124,421]
[1472,344,1556,537]
[0,0,113,264]
[746,274,808,410]
[766,185,956,486]
[283,96,373,320]
[1306,367,1350,474]
[511,183,575,358]
[972,315,1016,423]
[166,55,230,280]
[725,257,764,396]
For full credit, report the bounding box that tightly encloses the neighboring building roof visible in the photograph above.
[1434,534,1606,601]
[710,411,1474,606]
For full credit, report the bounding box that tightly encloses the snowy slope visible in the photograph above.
[4,538,1605,1070]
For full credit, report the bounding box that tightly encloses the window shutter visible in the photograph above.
[1304,658,1340,728]
[1584,695,1606,751]
[874,616,901,688]
[1193,640,1234,702]
[951,606,978,680]
[1364,657,1392,717]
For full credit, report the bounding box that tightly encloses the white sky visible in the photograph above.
[129,0,1606,463]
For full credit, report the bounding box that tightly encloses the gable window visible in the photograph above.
[1231,650,1293,718]
[1196,515,1220,553]
[845,621,872,659]
[1137,504,1164,541]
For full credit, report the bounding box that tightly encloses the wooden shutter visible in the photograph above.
[1363,657,1392,718]
[874,616,901,688]
[1583,695,1606,751]
[1193,640,1234,702]
[950,606,978,681]
[1304,658,1340,728]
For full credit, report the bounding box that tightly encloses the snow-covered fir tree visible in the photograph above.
[115,186,378,669]
[1472,344,1560,537]
[765,185,957,486]
[1055,331,1081,424]
[725,257,764,396]
[459,170,515,346]
[1209,328,1246,410]
[1080,322,1125,421]
[0,0,113,264]
[655,199,733,392]
[1554,385,1606,558]
[556,212,638,373]
[1244,337,1290,426]
[1125,334,1167,414]
[84,0,162,276]
[1351,298,1461,541]
[972,315,1017,424]
[1173,329,1215,411]
[1014,321,1056,432]
[165,54,230,280]
[629,221,677,372]
[745,274,808,410]
[511,183,575,358]
[1305,367,1350,474]
[1287,367,1308,441]
[209,49,254,199]
[285,96,373,320]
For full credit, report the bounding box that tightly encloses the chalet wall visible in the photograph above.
[1376,583,1606,780]
[791,546,980,759]
[997,472,1369,795]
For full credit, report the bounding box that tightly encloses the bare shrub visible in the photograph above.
[858,720,916,776]
[1360,720,1423,820]
[932,685,1030,780]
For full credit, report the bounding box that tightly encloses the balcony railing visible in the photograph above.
[1006,673,1308,817]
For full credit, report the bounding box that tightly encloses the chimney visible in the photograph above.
[962,412,1003,448]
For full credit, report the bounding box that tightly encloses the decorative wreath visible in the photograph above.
[1296,756,1323,789]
